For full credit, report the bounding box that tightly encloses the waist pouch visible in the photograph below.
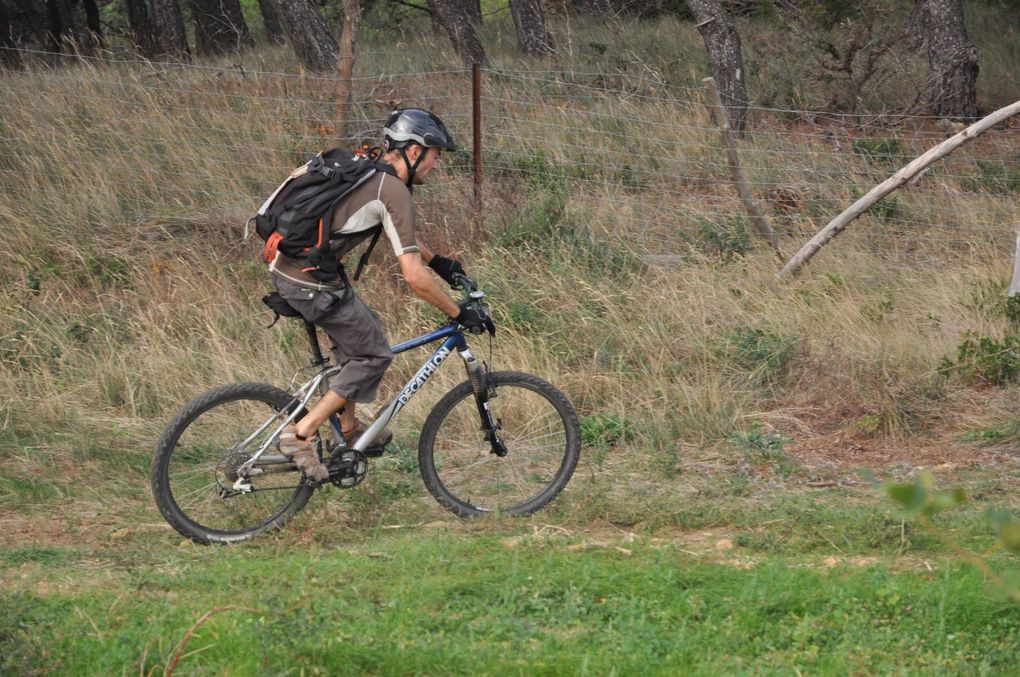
[262,291,304,327]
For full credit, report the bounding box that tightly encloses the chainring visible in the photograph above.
[329,449,368,488]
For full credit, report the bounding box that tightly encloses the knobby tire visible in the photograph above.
[150,382,315,544]
[418,371,580,517]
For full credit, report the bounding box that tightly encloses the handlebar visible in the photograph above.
[453,272,479,296]
[450,273,494,336]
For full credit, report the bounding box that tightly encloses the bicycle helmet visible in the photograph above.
[383,108,456,186]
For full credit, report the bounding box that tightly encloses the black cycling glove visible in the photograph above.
[454,305,496,336]
[428,255,466,288]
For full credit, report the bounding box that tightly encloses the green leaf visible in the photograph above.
[923,490,963,517]
[887,482,927,514]
[1000,523,1020,553]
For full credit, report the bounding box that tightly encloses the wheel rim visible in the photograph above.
[428,382,571,513]
[165,396,306,534]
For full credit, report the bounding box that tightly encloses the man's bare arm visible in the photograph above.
[398,252,460,317]
[417,240,435,265]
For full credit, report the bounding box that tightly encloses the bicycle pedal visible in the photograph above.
[362,444,387,458]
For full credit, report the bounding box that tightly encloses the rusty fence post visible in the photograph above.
[472,62,482,230]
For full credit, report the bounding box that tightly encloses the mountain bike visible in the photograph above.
[150,275,581,544]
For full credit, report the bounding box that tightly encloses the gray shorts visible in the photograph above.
[272,276,393,404]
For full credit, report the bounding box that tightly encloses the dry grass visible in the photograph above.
[1,11,1019,534]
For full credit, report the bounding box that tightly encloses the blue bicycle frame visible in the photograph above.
[345,323,476,453]
[234,323,491,490]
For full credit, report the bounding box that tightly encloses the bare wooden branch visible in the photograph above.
[778,99,1020,280]
[703,76,782,259]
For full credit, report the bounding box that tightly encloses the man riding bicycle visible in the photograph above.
[268,108,491,481]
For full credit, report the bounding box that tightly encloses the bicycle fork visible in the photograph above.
[461,349,507,457]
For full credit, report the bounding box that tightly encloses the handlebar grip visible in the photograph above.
[453,272,477,292]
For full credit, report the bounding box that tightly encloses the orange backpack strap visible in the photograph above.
[263,231,283,263]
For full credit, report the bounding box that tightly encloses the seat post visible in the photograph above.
[304,320,327,366]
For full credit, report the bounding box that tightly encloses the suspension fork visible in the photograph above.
[460,347,507,457]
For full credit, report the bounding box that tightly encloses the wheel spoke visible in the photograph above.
[154,385,313,542]
[175,481,219,509]
[421,374,579,516]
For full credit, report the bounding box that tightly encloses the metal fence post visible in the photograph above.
[472,63,482,230]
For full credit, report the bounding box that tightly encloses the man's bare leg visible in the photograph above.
[294,391,355,440]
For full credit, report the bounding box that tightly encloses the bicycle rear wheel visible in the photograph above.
[150,382,316,544]
[419,371,580,517]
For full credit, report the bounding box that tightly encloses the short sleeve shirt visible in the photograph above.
[268,168,416,289]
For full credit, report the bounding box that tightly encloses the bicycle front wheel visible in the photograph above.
[419,371,580,517]
[150,382,316,544]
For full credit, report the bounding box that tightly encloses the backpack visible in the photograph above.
[253,147,390,283]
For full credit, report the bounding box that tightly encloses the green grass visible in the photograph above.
[3,473,1018,675]
[2,526,1018,675]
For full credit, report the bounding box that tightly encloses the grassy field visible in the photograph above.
[3,491,1020,674]
[2,4,1020,673]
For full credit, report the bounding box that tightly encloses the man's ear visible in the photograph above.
[405,144,423,162]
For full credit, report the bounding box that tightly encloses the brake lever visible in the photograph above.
[454,272,478,294]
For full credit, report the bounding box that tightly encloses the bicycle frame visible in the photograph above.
[355,324,474,452]
[234,322,492,487]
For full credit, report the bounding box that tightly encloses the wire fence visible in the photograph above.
[1,47,1017,274]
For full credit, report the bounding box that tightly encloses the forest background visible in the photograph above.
[2,0,1020,673]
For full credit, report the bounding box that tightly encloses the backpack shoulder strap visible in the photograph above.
[352,226,383,282]
[349,162,410,280]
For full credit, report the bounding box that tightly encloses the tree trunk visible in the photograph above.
[336,0,361,139]
[270,0,338,73]
[189,0,252,55]
[910,0,979,119]
[125,0,157,57]
[46,0,71,53]
[83,0,101,47]
[465,0,481,25]
[509,0,554,56]
[45,0,103,55]
[428,0,486,67]
[686,0,748,132]
[152,0,190,60]
[703,76,780,258]
[779,100,1020,280]
[257,0,286,45]
[0,1,22,68]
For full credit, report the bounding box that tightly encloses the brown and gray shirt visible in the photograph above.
[268,168,417,290]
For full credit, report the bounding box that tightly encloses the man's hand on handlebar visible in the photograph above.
[453,297,496,336]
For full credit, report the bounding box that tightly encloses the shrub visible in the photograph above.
[852,137,903,166]
[580,412,635,448]
[695,215,750,259]
[940,332,1020,385]
[718,326,798,381]
[497,189,567,247]
[961,159,1020,194]
[580,412,636,468]
[730,420,797,477]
